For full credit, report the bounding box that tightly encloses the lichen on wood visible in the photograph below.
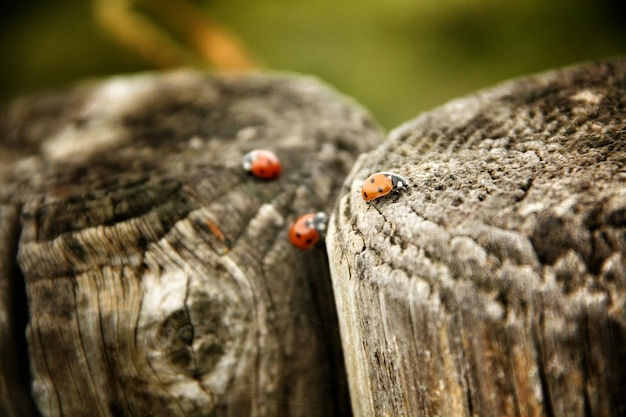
[328,59,626,417]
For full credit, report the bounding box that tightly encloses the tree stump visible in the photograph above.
[0,70,383,416]
[328,59,626,417]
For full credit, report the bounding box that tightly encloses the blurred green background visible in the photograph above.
[1,0,625,129]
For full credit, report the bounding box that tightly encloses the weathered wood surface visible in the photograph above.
[0,205,39,417]
[328,59,626,417]
[0,70,383,416]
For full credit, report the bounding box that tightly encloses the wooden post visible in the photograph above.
[328,59,626,417]
[0,70,382,416]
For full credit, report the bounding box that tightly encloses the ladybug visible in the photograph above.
[289,212,328,250]
[242,149,282,180]
[361,171,409,201]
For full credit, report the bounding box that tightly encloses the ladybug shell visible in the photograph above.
[289,212,327,250]
[361,171,409,201]
[242,150,282,180]
[361,173,394,201]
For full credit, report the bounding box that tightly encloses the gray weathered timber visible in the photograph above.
[328,59,626,417]
[0,70,383,416]
[0,205,40,417]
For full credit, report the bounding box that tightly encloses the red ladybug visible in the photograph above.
[361,172,409,201]
[242,149,282,180]
[289,212,328,250]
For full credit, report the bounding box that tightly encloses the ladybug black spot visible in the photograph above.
[306,239,312,244]
[363,192,368,198]
[296,232,301,238]
[370,178,375,183]
[378,188,383,193]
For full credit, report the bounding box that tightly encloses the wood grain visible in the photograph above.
[328,59,626,417]
[0,205,40,417]
[0,70,383,416]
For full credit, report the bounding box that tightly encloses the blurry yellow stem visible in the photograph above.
[93,0,259,71]
[142,0,259,71]
[94,0,190,68]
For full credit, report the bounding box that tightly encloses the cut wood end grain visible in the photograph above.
[0,69,383,417]
[328,58,626,417]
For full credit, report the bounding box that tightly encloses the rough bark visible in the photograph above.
[328,59,626,417]
[0,70,383,416]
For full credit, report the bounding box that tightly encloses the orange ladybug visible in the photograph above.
[289,212,328,250]
[361,172,409,201]
[242,149,282,180]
